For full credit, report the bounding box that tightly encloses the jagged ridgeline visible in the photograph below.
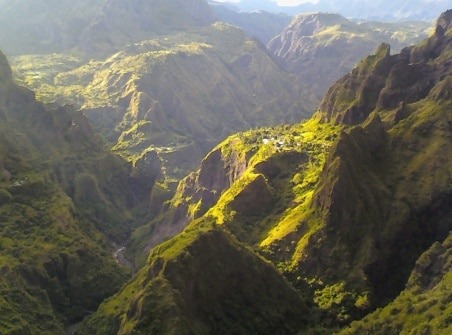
[82,11,452,334]
[0,51,151,333]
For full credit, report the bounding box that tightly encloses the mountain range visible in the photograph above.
[11,23,313,184]
[0,0,450,333]
[214,0,451,21]
[6,3,430,183]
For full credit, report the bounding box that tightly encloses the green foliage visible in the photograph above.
[339,235,452,335]
[2,8,450,335]
[0,57,147,332]
[0,279,63,335]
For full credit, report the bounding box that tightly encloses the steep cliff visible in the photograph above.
[289,9,451,313]
[0,51,149,333]
[129,138,251,264]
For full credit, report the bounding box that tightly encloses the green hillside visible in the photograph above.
[78,225,309,335]
[0,50,150,333]
[87,11,452,334]
[340,233,452,334]
[0,1,450,333]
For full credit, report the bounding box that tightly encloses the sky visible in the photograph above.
[217,0,319,6]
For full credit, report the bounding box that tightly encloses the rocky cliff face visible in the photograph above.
[0,51,12,79]
[291,8,451,313]
[128,141,250,265]
[320,10,451,125]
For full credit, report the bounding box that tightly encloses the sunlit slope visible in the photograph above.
[78,224,308,335]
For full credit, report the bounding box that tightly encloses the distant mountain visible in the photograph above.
[78,0,215,55]
[85,10,452,334]
[210,3,291,44]
[219,0,450,21]
[268,13,431,103]
[0,0,214,55]
[0,0,102,55]
[211,0,296,13]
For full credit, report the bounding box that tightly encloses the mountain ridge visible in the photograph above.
[218,0,450,21]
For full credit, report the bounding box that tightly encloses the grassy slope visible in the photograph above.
[129,117,340,267]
